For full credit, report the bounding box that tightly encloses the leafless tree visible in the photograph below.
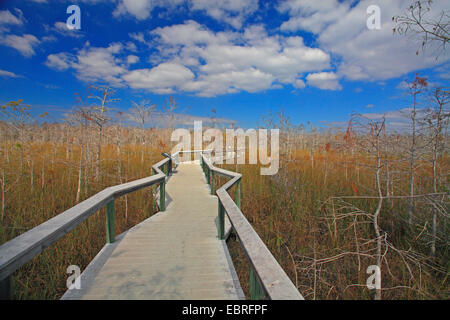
[129,100,156,164]
[1,100,33,174]
[404,75,428,225]
[424,87,449,255]
[88,85,118,183]
[393,0,449,57]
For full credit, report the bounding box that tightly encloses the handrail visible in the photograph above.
[0,154,172,298]
[200,152,304,300]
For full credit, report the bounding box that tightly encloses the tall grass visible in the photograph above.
[223,149,449,300]
[1,128,448,299]
[0,141,164,299]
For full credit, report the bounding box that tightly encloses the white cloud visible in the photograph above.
[0,34,40,57]
[123,62,194,94]
[182,67,275,96]
[293,79,306,89]
[114,0,257,28]
[278,0,348,34]
[146,21,331,96]
[75,21,331,96]
[0,69,22,78]
[114,0,155,20]
[45,43,129,87]
[72,43,127,86]
[279,0,449,82]
[306,72,342,90]
[127,55,139,64]
[0,9,24,26]
[50,22,83,38]
[45,52,74,71]
[189,0,258,29]
[129,32,146,44]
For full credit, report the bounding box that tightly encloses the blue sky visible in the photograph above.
[0,0,448,128]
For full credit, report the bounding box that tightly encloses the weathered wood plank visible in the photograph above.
[217,188,304,300]
[61,162,244,300]
[0,163,167,282]
[202,150,303,300]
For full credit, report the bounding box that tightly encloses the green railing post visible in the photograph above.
[160,180,166,211]
[152,168,156,210]
[236,179,241,209]
[106,200,115,244]
[166,160,171,175]
[218,201,225,240]
[0,276,13,300]
[250,268,265,300]
[211,171,215,195]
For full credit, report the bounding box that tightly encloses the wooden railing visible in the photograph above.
[0,154,173,299]
[201,151,304,300]
[0,149,304,300]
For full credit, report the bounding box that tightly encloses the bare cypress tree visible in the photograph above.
[88,85,118,184]
[425,87,449,256]
[393,0,449,57]
[404,75,428,225]
[129,100,156,165]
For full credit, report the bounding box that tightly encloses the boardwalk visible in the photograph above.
[62,162,244,300]
[1,151,303,300]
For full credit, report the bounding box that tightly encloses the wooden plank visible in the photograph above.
[0,164,167,282]
[217,188,304,300]
[62,163,244,300]
[0,188,113,282]
[201,151,302,300]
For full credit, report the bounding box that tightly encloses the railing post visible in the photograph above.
[167,159,171,175]
[152,168,156,210]
[211,171,215,195]
[218,201,225,240]
[0,276,13,300]
[236,178,241,209]
[160,179,166,211]
[106,200,115,244]
[250,267,265,300]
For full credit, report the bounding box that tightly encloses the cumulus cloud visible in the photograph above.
[123,62,194,94]
[306,72,342,90]
[45,21,333,96]
[114,0,257,28]
[113,0,156,20]
[45,52,74,70]
[279,0,449,82]
[141,21,331,96]
[0,34,40,57]
[49,22,84,38]
[189,0,259,29]
[126,55,139,64]
[0,9,24,26]
[278,0,348,34]
[45,43,130,87]
[0,69,22,78]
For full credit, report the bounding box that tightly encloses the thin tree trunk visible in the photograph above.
[96,126,102,184]
[76,145,83,203]
[30,159,33,193]
[374,135,383,301]
[408,93,417,225]
[1,169,5,221]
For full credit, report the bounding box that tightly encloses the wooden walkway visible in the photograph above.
[62,162,244,300]
[1,151,303,300]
